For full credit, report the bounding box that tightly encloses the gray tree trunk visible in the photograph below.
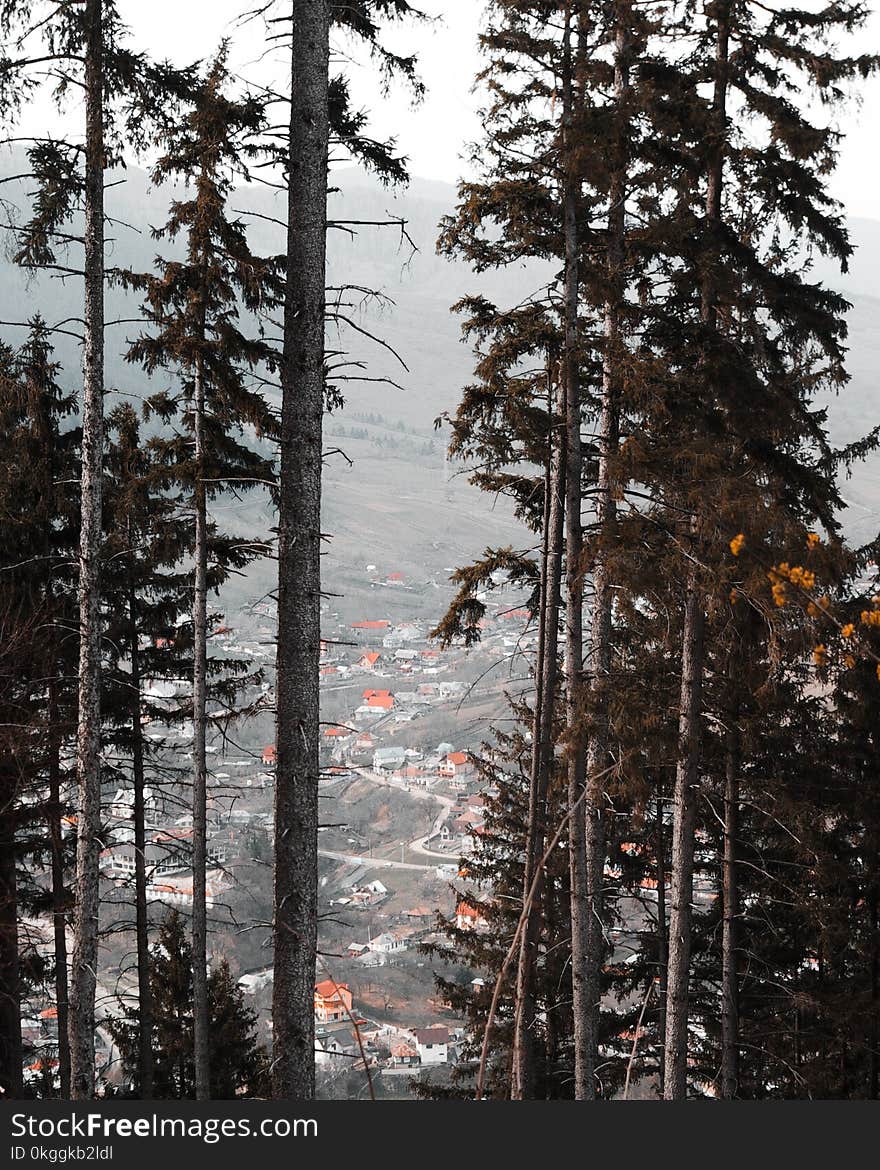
[70,0,105,1099]
[126,576,154,1099]
[662,578,705,1099]
[661,0,729,1101]
[47,676,71,1098]
[511,357,566,1099]
[720,690,740,1098]
[580,2,631,1100]
[272,0,329,1101]
[655,795,668,1097]
[192,353,210,1101]
[560,4,589,1102]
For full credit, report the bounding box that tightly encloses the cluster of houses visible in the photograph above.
[317,616,465,698]
[98,780,259,909]
[312,980,456,1071]
[321,727,476,792]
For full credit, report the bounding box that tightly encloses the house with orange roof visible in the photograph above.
[390,1039,419,1067]
[356,691,395,719]
[357,650,381,669]
[455,900,488,932]
[262,744,276,766]
[351,620,391,644]
[367,694,394,710]
[323,726,352,741]
[439,751,474,786]
[314,979,352,1024]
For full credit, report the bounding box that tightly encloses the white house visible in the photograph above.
[110,786,156,821]
[369,931,407,955]
[410,1026,449,1065]
[238,968,273,995]
[373,746,407,775]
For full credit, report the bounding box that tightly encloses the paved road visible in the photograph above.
[348,765,459,859]
[318,848,438,873]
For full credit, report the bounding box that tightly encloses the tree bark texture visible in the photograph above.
[272,0,330,1101]
[70,0,105,1099]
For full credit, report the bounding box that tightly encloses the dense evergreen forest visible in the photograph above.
[0,0,879,1102]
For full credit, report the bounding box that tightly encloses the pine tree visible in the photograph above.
[125,51,278,1100]
[0,323,79,1097]
[0,0,197,1097]
[110,909,267,1099]
[101,403,195,1100]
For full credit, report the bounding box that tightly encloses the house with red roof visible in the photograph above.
[351,620,391,644]
[357,650,381,669]
[439,751,474,784]
[455,900,488,932]
[356,690,395,718]
[314,980,352,1024]
[390,1039,419,1067]
[324,726,352,741]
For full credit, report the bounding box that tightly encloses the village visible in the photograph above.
[14,560,722,1096]
[15,562,527,1095]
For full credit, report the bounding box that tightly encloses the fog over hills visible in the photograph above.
[1,153,878,616]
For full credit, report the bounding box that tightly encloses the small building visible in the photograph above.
[324,726,352,745]
[369,931,407,955]
[373,746,407,775]
[390,1040,419,1067]
[357,650,381,670]
[262,745,276,766]
[109,786,156,821]
[439,752,475,785]
[357,693,395,719]
[351,620,391,644]
[411,1025,449,1066]
[456,900,488,932]
[238,968,273,995]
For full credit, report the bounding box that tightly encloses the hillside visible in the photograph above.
[0,151,877,606]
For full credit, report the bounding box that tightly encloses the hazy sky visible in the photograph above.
[72,2,880,223]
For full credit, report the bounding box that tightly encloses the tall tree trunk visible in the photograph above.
[126,575,153,1099]
[0,770,21,1098]
[560,3,590,1101]
[655,795,668,1096]
[509,428,552,1098]
[579,1,631,1100]
[543,871,559,1098]
[47,677,71,1098]
[661,0,729,1101]
[70,0,105,1099]
[511,357,566,1099]
[720,697,740,1098]
[272,0,329,1101]
[192,353,210,1101]
[870,877,878,1100]
[662,579,705,1099]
